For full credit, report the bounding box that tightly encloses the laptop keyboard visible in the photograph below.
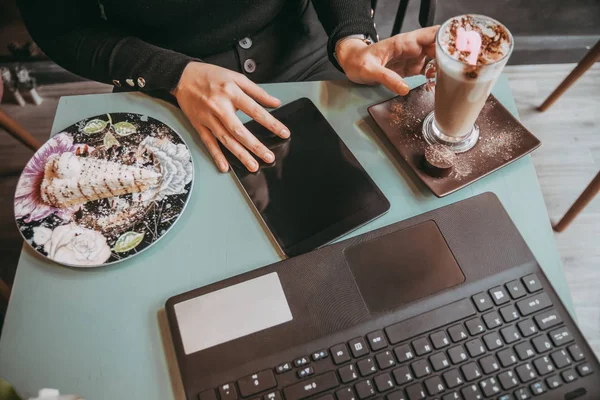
[198,274,593,400]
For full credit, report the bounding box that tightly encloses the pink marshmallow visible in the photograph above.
[455,27,482,65]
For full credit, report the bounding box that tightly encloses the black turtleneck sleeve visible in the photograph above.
[311,0,378,70]
[17,0,195,92]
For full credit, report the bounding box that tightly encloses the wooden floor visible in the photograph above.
[505,63,600,357]
[0,64,599,356]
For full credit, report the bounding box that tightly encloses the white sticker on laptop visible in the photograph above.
[174,272,293,355]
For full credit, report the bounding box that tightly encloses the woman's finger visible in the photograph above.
[235,75,281,108]
[415,25,440,47]
[208,115,260,172]
[365,64,410,95]
[424,43,436,59]
[235,94,290,139]
[193,122,230,173]
[215,104,275,163]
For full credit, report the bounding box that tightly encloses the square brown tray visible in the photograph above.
[367,84,541,197]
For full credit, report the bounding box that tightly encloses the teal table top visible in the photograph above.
[0,76,570,399]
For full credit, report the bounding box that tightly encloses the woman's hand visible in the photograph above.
[336,26,439,95]
[173,62,290,172]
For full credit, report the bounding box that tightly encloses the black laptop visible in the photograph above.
[166,193,599,400]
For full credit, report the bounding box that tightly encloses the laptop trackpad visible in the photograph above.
[344,220,465,314]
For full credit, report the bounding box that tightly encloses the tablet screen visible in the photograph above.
[222,97,390,257]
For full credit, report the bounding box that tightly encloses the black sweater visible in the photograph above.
[18,0,376,92]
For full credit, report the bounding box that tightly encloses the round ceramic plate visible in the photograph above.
[14,113,194,267]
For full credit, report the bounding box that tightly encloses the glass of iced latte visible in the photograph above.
[422,15,514,153]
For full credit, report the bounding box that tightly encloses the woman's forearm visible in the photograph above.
[18,0,194,92]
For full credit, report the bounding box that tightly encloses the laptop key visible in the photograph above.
[219,383,238,400]
[297,366,314,379]
[515,341,536,360]
[238,370,277,397]
[375,351,396,370]
[517,319,538,338]
[448,324,469,342]
[430,331,451,349]
[514,387,532,400]
[283,371,339,400]
[516,363,537,383]
[423,376,445,396]
[336,387,356,400]
[394,344,414,363]
[482,311,503,329]
[276,362,292,374]
[479,377,501,397]
[489,286,510,306]
[404,383,426,400]
[294,356,310,367]
[465,338,485,358]
[506,279,527,299]
[482,331,503,351]
[500,325,522,344]
[550,350,571,369]
[374,373,395,392]
[533,309,562,330]
[529,381,546,396]
[392,366,413,385]
[516,293,552,316]
[339,364,359,383]
[460,362,482,382]
[561,368,577,383]
[312,350,329,361]
[357,357,377,376]
[576,363,593,377]
[497,347,518,367]
[522,274,542,293]
[461,384,483,400]
[465,318,486,336]
[498,370,519,390]
[367,331,388,351]
[549,326,573,347]
[355,379,376,399]
[386,390,406,400]
[531,335,553,353]
[568,344,585,361]
[448,345,468,364]
[412,337,432,356]
[472,292,493,312]
[478,355,500,374]
[499,305,520,323]
[410,359,431,378]
[331,344,351,365]
[533,356,555,375]
[350,338,370,358]
[429,352,450,371]
[545,375,561,389]
[442,369,464,389]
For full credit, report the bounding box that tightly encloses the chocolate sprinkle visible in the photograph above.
[445,15,511,78]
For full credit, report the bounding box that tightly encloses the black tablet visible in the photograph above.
[222,97,390,257]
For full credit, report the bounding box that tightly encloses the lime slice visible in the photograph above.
[82,118,108,134]
[113,231,144,253]
[103,132,120,148]
[113,121,137,136]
